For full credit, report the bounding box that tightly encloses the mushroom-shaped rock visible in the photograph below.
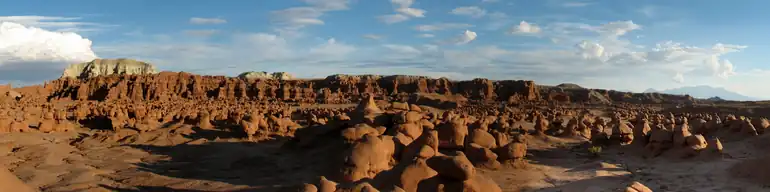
[426,152,476,181]
[317,176,337,192]
[341,123,382,143]
[37,112,56,133]
[341,134,394,182]
[625,181,653,192]
[464,143,501,169]
[437,118,469,149]
[467,129,497,149]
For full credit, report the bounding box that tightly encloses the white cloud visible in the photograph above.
[391,0,415,8]
[301,0,351,11]
[0,22,97,81]
[451,6,487,18]
[418,34,435,38]
[672,72,684,83]
[269,0,351,35]
[271,7,325,29]
[378,0,426,24]
[0,16,111,33]
[575,40,605,60]
[363,34,384,40]
[377,14,410,24]
[189,17,227,25]
[309,38,356,59]
[396,8,426,18]
[442,30,478,45]
[509,21,542,35]
[383,44,422,55]
[414,23,473,32]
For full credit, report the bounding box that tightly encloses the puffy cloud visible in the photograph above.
[0,22,97,81]
[450,6,487,18]
[189,17,227,25]
[706,55,736,79]
[575,40,605,60]
[672,72,684,83]
[508,21,541,35]
[442,30,477,45]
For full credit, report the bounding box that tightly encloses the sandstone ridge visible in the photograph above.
[238,71,294,80]
[44,72,694,104]
[61,58,159,79]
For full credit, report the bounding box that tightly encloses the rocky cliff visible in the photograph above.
[44,72,692,104]
[61,58,158,79]
[44,73,538,103]
[539,85,694,104]
[238,71,294,80]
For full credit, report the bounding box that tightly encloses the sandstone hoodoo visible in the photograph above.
[0,61,768,191]
[61,58,159,79]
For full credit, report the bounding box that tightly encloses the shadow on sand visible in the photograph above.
[100,126,349,192]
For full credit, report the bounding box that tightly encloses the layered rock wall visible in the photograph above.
[61,58,158,79]
[45,73,539,103]
[45,72,693,104]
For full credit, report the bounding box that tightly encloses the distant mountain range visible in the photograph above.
[643,85,762,101]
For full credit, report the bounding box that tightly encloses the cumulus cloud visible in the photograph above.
[672,72,684,83]
[189,17,227,24]
[575,40,605,60]
[378,0,426,24]
[0,22,97,81]
[450,6,487,18]
[508,21,541,35]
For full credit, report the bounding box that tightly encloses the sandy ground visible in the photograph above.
[2,111,770,191]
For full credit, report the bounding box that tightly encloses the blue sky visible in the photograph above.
[1,0,769,98]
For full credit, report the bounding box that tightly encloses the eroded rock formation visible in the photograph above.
[61,58,158,79]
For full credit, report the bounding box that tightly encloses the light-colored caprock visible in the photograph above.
[0,165,37,192]
[61,58,158,79]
